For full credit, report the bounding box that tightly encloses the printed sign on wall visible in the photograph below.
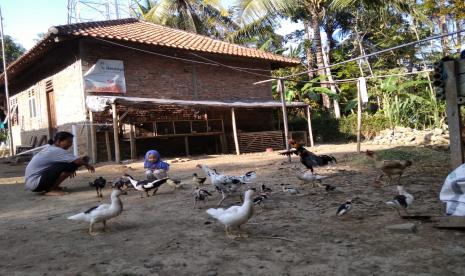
[84,59,126,93]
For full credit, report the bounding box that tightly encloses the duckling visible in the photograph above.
[336,200,352,216]
[386,186,414,216]
[282,186,300,195]
[253,193,268,206]
[296,170,327,188]
[167,178,184,190]
[261,184,272,193]
[89,176,106,198]
[68,189,126,235]
[206,189,256,239]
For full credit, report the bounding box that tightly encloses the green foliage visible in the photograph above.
[0,129,7,143]
[0,35,25,72]
[339,112,389,140]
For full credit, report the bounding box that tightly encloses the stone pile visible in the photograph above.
[366,126,450,149]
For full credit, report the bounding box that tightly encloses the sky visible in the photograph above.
[0,0,302,51]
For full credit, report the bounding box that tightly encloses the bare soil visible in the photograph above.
[1,143,464,276]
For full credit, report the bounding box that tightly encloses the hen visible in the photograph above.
[196,164,256,206]
[365,150,412,186]
[280,139,336,173]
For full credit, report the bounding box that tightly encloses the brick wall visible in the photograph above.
[80,40,273,101]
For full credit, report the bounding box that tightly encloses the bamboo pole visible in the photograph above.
[71,124,78,156]
[231,107,240,155]
[306,106,314,147]
[278,79,291,162]
[356,79,362,153]
[112,103,121,163]
[89,111,97,163]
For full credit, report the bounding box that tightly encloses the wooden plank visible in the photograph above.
[278,79,291,162]
[112,103,121,163]
[444,60,463,169]
[89,111,97,164]
[306,106,314,147]
[433,216,465,229]
[104,131,111,162]
[231,107,240,155]
[129,124,136,160]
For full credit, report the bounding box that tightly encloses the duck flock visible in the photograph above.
[68,140,414,238]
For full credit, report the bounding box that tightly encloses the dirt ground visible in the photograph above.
[1,143,465,275]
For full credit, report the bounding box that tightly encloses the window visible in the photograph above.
[28,90,37,118]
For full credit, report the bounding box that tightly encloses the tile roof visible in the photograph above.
[50,18,299,64]
[0,19,300,84]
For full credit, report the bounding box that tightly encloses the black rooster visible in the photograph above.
[280,140,337,173]
[89,176,107,198]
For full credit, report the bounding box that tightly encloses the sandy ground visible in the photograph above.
[1,143,465,276]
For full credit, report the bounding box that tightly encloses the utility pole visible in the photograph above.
[0,6,14,156]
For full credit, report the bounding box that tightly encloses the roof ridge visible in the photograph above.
[138,20,289,59]
[50,18,139,34]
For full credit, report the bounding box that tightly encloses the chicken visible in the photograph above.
[89,176,106,198]
[196,164,257,207]
[296,170,327,188]
[192,188,213,209]
[365,150,412,186]
[280,139,336,173]
[166,178,184,190]
[192,173,207,187]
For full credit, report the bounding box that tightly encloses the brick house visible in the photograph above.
[0,19,308,162]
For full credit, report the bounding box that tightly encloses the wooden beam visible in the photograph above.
[306,106,314,147]
[129,124,136,160]
[278,79,291,162]
[104,131,111,162]
[356,79,362,154]
[444,60,463,169]
[112,103,121,163]
[231,107,240,155]
[184,136,190,156]
[89,111,97,164]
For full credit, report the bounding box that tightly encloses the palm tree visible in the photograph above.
[136,0,236,38]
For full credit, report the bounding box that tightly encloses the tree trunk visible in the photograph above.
[309,8,330,109]
[455,19,463,53]
[439,0,450,56]
[323,26,340,118]
[303,19,314,80]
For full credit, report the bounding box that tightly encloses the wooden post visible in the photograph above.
[104,131,111,162]
[184,136,190,156]
[444,60,463,169]
[89,111,97,164]
[278,79,291,162]
[356,79,362,154]
[129,124,136,160]
[112,103,121,163]
[306,106,314,147]
[231,107,240,155]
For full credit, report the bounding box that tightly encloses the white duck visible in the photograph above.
[206,189,256,239]
[68,188,126,235]
[386,185,414,216]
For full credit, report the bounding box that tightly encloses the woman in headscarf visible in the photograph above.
[144,150,169,180]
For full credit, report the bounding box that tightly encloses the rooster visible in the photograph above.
[196,164,257,206]
[280,139,336,173]
[365,150,412,186]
